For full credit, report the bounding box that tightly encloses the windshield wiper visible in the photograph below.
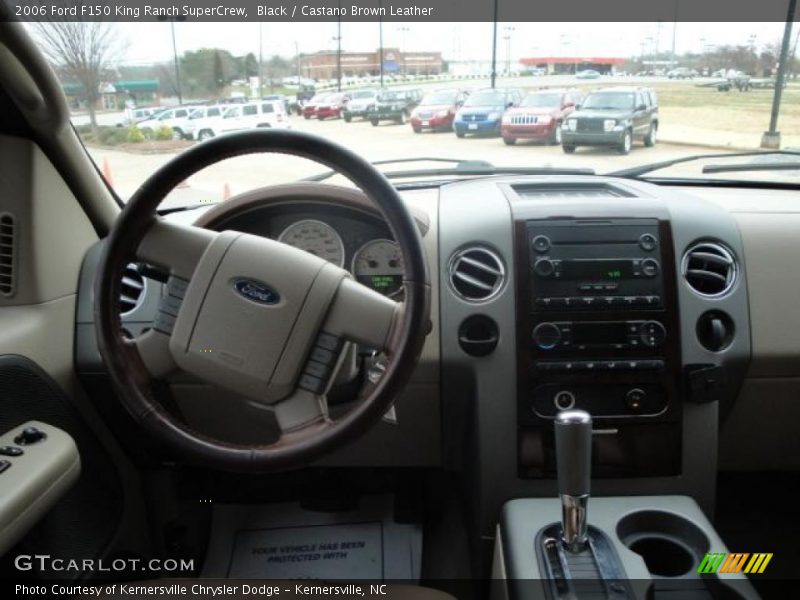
[304,158,593,182]
[610,150,800,178]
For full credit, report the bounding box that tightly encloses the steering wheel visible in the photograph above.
[94,130,430,472]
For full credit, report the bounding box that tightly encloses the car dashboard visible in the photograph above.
[75,174,800,539]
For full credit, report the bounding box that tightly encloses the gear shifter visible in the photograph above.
[554,409,592,552]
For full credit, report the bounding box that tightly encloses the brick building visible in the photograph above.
[299,48,443,79]
[520,56,625,75]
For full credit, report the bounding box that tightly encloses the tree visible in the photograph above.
[34,20,125,132]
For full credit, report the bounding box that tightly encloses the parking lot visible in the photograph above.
[87,110,736,206]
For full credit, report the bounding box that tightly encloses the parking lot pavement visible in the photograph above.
[87,112,726,204]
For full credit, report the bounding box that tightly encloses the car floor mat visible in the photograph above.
[201,495,421,580]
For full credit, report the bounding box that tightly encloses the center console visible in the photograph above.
[516,217,682,479]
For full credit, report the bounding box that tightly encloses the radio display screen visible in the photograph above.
[561,259,633,281]
[572,322,629,345]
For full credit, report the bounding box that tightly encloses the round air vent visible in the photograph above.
[120,263,145,314]
[681,242,737,297]
[448,247,505,301]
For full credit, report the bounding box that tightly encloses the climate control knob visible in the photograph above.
[534,258,556,277]
[533,322,562,350]
[639,321,666,348]
[641,258,660,278]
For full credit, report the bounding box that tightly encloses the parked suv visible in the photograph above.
[315,92,350,120]
[136,105,199,140]
[561,87,658,154]
[209,100,290,136]
[453,87,523,137]
[342,89,378,122]
[409,88,468,133]
[367,88,423,126]
[183,105,227,141]
[500,88,583,145]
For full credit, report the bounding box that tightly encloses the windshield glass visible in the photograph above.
[520,93,562,108]
[421,92,457,105]
[26,19,799,205]
[464,91,505,106]
[582,92,635,110]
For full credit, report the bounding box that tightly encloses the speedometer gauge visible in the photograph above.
[277,219,345,268]
[352,239,404,298]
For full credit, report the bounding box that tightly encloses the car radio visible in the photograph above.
[532,320,667,351]
[528,219,664,311]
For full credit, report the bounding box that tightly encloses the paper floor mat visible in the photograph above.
[202,495,421,580]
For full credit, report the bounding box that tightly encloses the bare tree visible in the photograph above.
[33,20,125,131]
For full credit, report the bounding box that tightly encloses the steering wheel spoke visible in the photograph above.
[323,277,401,351]
[136,219,217,280]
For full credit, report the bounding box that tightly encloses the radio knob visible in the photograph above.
[534,258,555,277]
[533,322,562,350]
[641,258,660,278]
[639,321,666,348]
[532,235,551,253]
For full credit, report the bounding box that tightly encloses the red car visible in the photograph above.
[500,89,583,145]
[315,93,350,120]
[410,89,469,133]
[302,93,329,119]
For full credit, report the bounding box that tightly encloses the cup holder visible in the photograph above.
[617,510,710,578]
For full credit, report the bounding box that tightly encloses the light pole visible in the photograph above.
[378,6,384,87]
[332,23,342,91]
[761,0,797,148]
[397,26,409,74]
[170,21,182,104]
[503,25,515,76]
[258,23,263,99]
[490,1,498,88]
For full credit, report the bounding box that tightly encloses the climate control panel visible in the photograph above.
[532,320,667,351]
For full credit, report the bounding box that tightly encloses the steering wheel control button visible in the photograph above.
[14,427,46,446]
[154,311,177,334]
[625,388,647,412]
[298,374,326,395]
[0,460,10,474]
[0,446,23,457]
[533,322,562,350]
[641,258,660,278]
[316,333,341,351]
[303,360,330,379]
[166,276,190,299]
[639,233,658,251]
[532,235,551,253]
[553,390,576,411]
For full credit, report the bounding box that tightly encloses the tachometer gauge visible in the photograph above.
[277,219,345,268]
[352,239,404,298]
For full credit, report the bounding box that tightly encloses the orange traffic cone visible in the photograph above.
[223,183,231,200]
[102,158,114,187]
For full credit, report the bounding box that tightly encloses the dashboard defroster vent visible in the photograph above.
[448,247,505,301]
[681,242,737,297]
[120,264,146,314]
[0,213,16,297]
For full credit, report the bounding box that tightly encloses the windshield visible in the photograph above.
[464,91,505,107]
[421,92,458,105]
[25,19,798,206]
[582,92,635,110]
[520,93,562,108]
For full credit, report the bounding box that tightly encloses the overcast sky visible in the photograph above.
[107,22,786,66]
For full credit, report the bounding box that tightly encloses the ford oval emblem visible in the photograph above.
[233,278,280,305]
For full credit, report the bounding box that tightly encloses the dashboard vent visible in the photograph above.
[682,242,737,297]
[449,247,505,301]
[514,183,634,199]
[120,263,146,314]
[0,213,16,297]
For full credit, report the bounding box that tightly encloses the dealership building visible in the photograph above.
[299,48,444,79]
[520,56,626,74]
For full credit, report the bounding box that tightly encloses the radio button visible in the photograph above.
[532,235,551,253]
[579,284,592,292]
[581,296,597,307]
[604,283,619,291]
[533,322,562,350]
[534,258,556,277]
[554,390,576,411]
[639,321,667,348]
[625,388,647,412]
[535,297,554,308]
[639,233,658,251]
[641,258,660,278]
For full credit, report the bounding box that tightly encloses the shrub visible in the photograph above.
[126,126,145,143]
[96,126,128,145]
[155,125,174,141]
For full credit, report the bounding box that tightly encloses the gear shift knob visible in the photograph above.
[555,409,592,552]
